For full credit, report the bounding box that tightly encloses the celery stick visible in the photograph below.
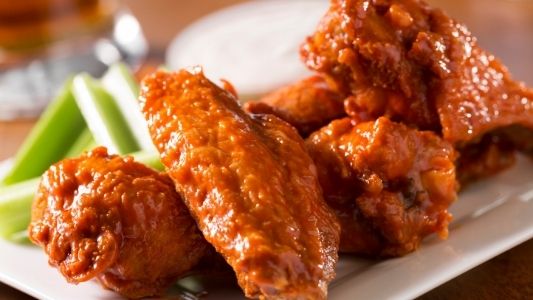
[131,151,164,171]
[72,73,140,155]
[101,63,157,153]
[0,178,38,238]
[1,81,87,186]
[65,128,96,158]
[0,214,31,240]
[0,151,162,243]
[7,230,30,244]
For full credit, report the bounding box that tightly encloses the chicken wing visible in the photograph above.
[28,147,210,299]
[140,70,340,299]
[302,0,533,179]
[244,75,345,137]
[306,117,457,256]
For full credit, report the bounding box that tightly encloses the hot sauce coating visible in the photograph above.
[244,75,346,137]
[140,70,340,299]
[28,147,209,299]
[306,117,457,256]
[301,0,533,145]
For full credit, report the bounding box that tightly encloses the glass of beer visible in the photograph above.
[0,0,147,120]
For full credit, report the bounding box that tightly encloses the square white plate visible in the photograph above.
[0,156,532,300]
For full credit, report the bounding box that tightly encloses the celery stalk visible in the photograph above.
[0,151,163,243]
[0,81,87,186]
[0,178,39,238]
[65,128,97,158]
[131,150,164,171]
[72,73,140,155]
[1,214,31,240]
[8,230,30,244]
[101,63,157,153]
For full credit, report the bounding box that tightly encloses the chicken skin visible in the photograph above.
[306,117,457,256]
[28,147,210,299]
[141,70,340,299]
[244,75,346,137]
[302,0,533,180]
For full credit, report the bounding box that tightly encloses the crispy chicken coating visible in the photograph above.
[28,147,209,299]
[301,0,533,167]
[306,117,457,256]
[141,70,340,299]
[244,75,346,137]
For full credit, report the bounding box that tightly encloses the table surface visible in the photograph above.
[0,1,532,299]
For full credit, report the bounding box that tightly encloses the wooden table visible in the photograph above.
[0,1,532,299]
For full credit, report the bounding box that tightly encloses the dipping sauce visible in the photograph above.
[166,0,328,99]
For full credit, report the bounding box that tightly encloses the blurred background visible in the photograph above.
[1,0,532,120]
[2,0,533,155]
[133,0,533,84]
[0,0,532,299]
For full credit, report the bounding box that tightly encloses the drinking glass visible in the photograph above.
[0,0,147,120]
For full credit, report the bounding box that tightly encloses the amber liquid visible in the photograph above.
[0,0,116,55]
[0,0,139,120]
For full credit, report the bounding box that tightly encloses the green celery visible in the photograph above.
[1,81,87,186]
[131,150,164,171]
[72,73,139,155]
[7,230,30,244]
[101,63,156,153]
[0,178,39,238]
[65,128,97,158]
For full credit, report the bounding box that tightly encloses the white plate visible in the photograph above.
[0,155,532,300]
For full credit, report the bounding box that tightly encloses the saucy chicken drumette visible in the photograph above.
[140,69,340,299]
[301,0,533,183]
[306,117,457,256]
[28,147,210,299]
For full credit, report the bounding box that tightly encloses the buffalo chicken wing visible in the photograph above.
[28,147,210,299]
[302,0,533,181]
[306,117,457,256]
[140,70,340,299]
